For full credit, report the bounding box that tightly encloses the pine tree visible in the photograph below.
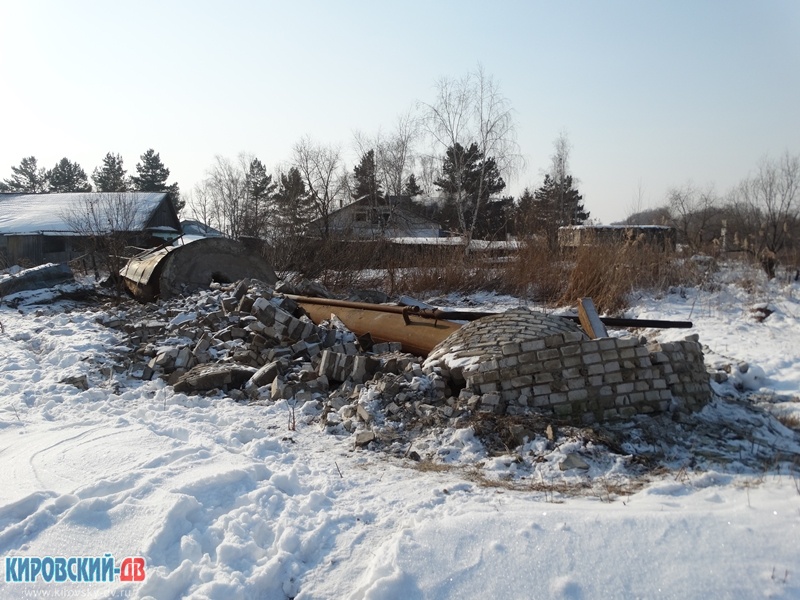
[1,156,48,193]
[516,187,536,236]
[47,158,92,193]
[402,173,423,197]
[434,142,505,235]
[92,153,129,192]
[241,158,276,238]
[531,174,589,249]
[273,167,314,234]
[475,196,515,240]
[352,150,383,203]
[131,149,183,212]
[245,158,275,202]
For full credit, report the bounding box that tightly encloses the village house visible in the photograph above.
[307,196,442,240]
[0,192,181,266]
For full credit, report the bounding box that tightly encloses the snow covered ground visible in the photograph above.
[0,262,799,599]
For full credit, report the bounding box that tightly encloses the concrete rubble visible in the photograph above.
[94,277,717,455]
[97,279,457,450]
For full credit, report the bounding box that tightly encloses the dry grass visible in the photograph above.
[504,238,700,313]
[777,412,800,431]
[391,250,502,296]
[266,234,703,314]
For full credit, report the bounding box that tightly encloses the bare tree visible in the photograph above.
[547,132,583,234]
[200,155,248,239]
[186,186,219,234]
[666,182,720,253]
[422,65,521,239]
[417,154,440,196]
[62,193,145,296]
[292,137,348,239]
[351,111,421,235]
[730,152,800,277]
[355,109,421,198]
[193,153,276,239]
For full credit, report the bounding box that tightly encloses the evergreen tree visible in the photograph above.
[352,149,383,203]
[47,158,92,193]
[273,167,314,234]
[531,174,589,249]
[516,187,536,236]
[131,148,183,213]
[245,158,276,202]
[1,156,48,193]
[241,158,276,238]
[475,196,516,240]
[92,152,129,192]
[402,173,423,197]
[434,142,505,235]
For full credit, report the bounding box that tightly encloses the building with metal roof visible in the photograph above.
[0,192,181,266]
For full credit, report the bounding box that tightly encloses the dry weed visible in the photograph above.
[777,413,800,431]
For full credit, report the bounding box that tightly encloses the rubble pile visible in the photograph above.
[94,278,715,453]
[98,279,462,445]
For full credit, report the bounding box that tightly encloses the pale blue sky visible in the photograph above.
[1,0,798,223]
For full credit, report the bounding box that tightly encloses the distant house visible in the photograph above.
[180,219,226,240]
[307,196,442,240]
[0,192,181,266]
[558,225,676,251]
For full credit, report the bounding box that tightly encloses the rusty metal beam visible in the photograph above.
[294,298,462,356]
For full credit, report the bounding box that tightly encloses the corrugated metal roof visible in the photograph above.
[0,192,169,234]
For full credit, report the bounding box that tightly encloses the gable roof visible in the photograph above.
[0,192,171,234]
[310,196,441,226]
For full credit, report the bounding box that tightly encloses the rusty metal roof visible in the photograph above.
[119,245,174,285]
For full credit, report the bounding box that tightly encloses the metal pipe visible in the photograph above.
[288,295,692,329]
[293,298,462,356]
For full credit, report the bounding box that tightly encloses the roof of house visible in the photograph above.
[309,196,441,227]
[180,219,226,238]
[0,192,170,234]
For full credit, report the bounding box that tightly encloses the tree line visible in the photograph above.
[0,67,591,252]
[2,64,796,279]
[625,151,800,278]
[187,67,589,248]
[0,149,183,212]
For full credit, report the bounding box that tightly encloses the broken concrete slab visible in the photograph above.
[173,363,257,393]
[559,453,590,471]
[0,263,74,296]
[355,430,376,446]
[60,374,89,390]
[249,360,283,388]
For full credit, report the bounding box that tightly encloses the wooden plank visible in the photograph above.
[578,297,609,339]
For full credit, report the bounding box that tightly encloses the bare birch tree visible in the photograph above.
[192,153,276,239]
[186,185,219,234]
[354,110,421,198]
[201,155,249,239]
[292,137,348,239]
[422,65,521,239]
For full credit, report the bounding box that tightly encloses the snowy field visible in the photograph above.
[0,262,799,599]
